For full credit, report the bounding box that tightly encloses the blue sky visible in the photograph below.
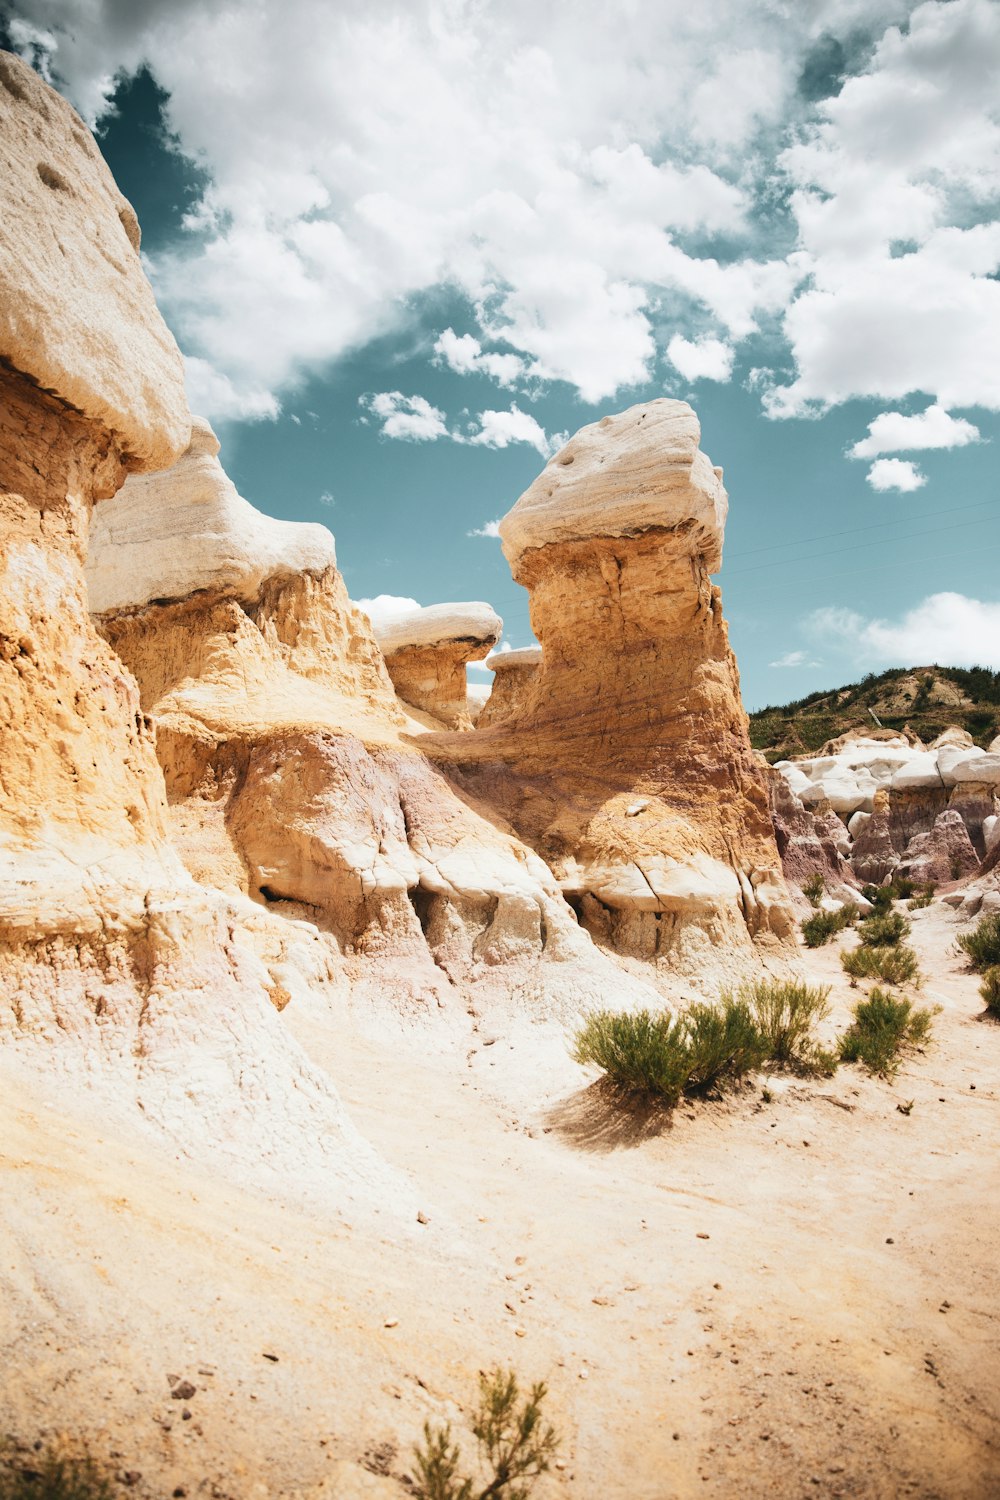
[4,0,998,708]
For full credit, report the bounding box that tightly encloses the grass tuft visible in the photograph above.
[838,989,934,1077]
[803,872,825,909]
[957,913,1000,972]
[801,903,858,949]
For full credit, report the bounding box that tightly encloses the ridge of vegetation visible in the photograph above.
[750,664,1000,762]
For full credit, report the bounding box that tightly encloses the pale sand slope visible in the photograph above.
[1,903,998,1500]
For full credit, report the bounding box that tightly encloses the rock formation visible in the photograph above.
[770,727,996,893]
[89,423,635,1020]
[477,646,542,729]
[373,601,502,727]
[438,401,795,968]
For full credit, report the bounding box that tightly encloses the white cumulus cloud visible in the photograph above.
[360,392,448,442]
[667,334,735,383]
[468,519,502,539]
[849,404,982,459]
[434,328,529,389]
[866,458,926,492]
[810,592,1000,670]
[462,405,557,457]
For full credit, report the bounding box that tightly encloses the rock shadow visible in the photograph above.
[543,1077,674,1153]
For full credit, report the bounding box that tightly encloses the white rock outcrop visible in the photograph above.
[87,417,337,614]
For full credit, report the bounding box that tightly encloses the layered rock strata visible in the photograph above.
[374,601,502,727]
[477,646,542,729]
[436,401,795,968]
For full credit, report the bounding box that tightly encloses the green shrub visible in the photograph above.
[414,1367,559,1500]
[803,872,825,909]
[741,977,832,1070]
[908,884,935,910]
[957,913,1000,972]
[861,883,894,911]
[683,999,768,1092]
[572,1009,691,1105]
[841,944,921,988]
[838,988,934,1077]
[889,876,916,900]
[801,903,858,948]
[0,1446,114,1500]
[979,967,1000,1016]
[801,910,841,948]
[573,995,767,1104]
[857,909,911,948]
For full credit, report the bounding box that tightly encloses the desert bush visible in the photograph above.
[572,1009,692,1105]
[889,876,916,900]
[801,909,841,948]
[979,967,1000,1017]
[803,872,825,909]
[573,995,767,1104]
[957,913,1000,971]
[0,1445,114,1500]
[413,1367,559,1500]
[741,977,832,1070]
[838,988,934,1077]
[908,884,935,910]
[857,909,911,948]
[841,944,921,987]
[683,999,768,1093]
[861,883,895,911]
[801,902,858,949]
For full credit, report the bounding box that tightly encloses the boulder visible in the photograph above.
[438,399,795,970]
[477,645,542,729]
[373,601,502,727]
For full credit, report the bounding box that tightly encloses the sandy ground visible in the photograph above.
[1,900,998,1499]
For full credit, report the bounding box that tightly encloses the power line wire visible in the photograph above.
[725,497,997,563]
[725,514,998,577]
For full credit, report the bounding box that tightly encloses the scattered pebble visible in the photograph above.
[169,1381,196,1401]
[384,1318,399,1329]
[578,1368,589,1380]
[262,1352,279,1362]
[515,1328,527,1338]
[696,1233,710,1241]
[417,1211,429,1225]
[886,1237,895,1245]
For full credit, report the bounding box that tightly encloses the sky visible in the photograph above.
[3,0,998,709]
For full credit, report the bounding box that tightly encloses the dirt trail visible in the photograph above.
[1,901,998,1499]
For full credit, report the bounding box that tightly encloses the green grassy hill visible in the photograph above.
[750,665,1000,762]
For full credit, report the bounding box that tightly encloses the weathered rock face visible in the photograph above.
[897,809,980,887]
[0,52,189,470]
[766,769,857,903]
[0,53,406,1211]
[438,401,794,968]
[91,429,636,1019]
[477,647,542,729]
[0,51,190,936]
[373,602,502,727]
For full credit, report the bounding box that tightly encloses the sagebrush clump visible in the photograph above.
[413,1367,559,1500]
[838,989,934,1077]
[857,909,911,948]
[742,977,834,1071]
[841,943,922,987]
[958,913,1000,971]
[803,872,825,909]
[801,903,858,948]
